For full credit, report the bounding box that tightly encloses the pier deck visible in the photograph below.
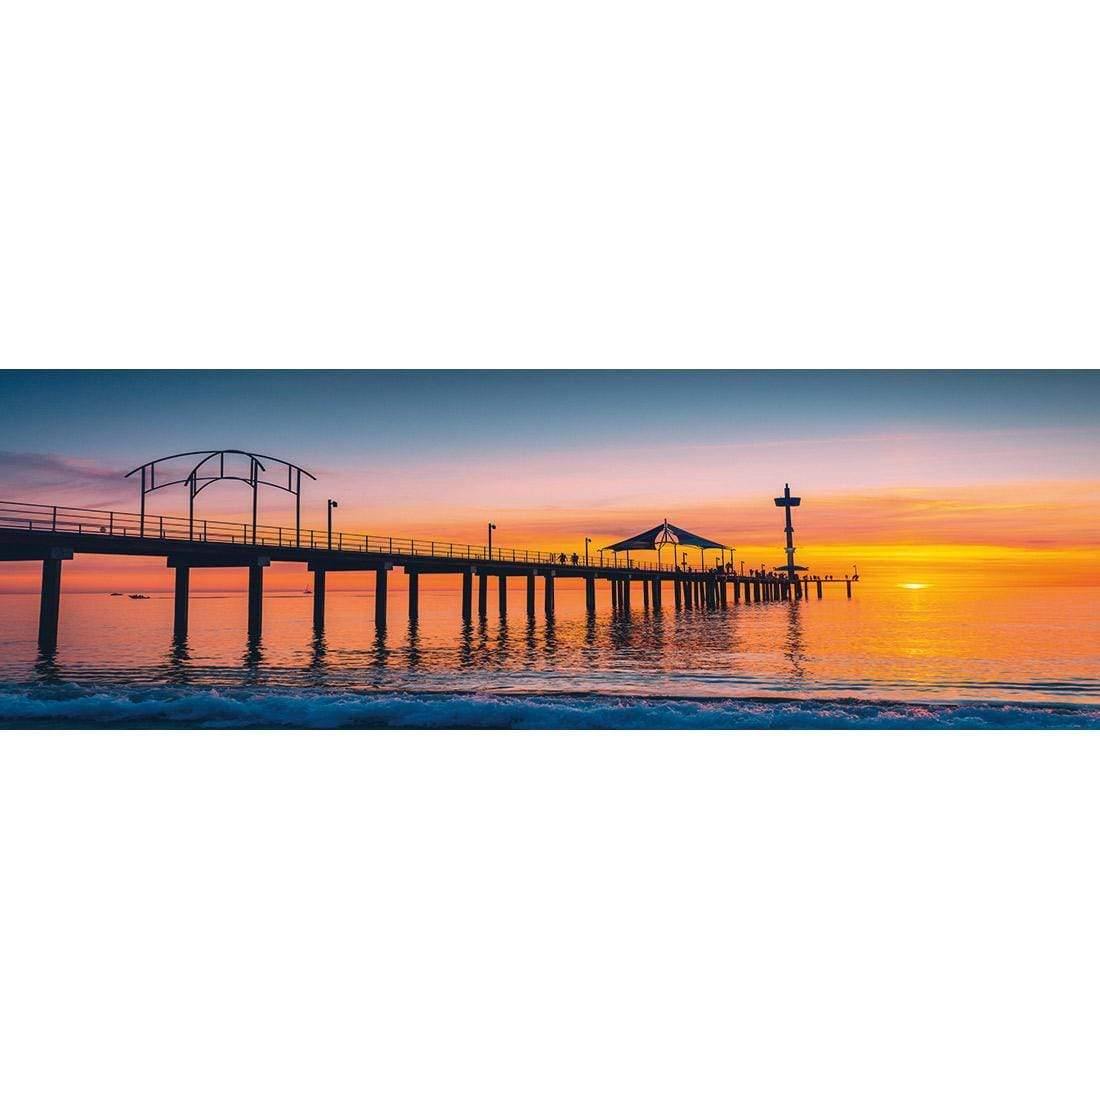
[0,499,858,652]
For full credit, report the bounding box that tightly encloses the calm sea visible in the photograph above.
[1,584,1097,727]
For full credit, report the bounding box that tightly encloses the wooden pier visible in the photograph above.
[0,499,859,654]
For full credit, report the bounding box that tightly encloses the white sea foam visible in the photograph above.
[1,685,1097,729]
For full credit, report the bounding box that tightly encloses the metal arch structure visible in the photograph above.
[124,450,317,546]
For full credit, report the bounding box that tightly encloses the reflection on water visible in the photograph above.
[783,601,806,680]
[0,583,1097,705]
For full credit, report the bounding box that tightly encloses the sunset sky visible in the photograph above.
[1,369,1096,592]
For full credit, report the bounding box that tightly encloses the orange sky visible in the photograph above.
[2,477,1095,593]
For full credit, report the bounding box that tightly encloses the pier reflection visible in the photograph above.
[242,637,264,680]
[783,601,806,679]
[405,621,422,672]
[4,583,1096,707]
[164,638,192,687]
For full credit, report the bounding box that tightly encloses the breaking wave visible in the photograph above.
[1,684,1098,729]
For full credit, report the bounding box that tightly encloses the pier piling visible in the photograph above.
[313,569,326,631]
[498,574,507,616]
[408,571,419,620]
[247,562,264,637]
[544,573,555,616]
[461,570,473,620]
[173,564,190,638]
[375,566,388,629]
[478,573,488,618]
[527,573,537,617]
[38,557,63,652]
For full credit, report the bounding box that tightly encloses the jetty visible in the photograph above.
[0,449,858,653]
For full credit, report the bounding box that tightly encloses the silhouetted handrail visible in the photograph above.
[0,499,852,580]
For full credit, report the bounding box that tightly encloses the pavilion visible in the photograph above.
[602,519,733,571]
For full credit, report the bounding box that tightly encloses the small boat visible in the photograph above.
[109,592,124,596]
[128,594,150,600]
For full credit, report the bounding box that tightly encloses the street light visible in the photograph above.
[487,522,496,561]
[584,536,591,566]
[327,499,338,550]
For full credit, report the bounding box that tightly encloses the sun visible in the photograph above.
[898,582,930,590]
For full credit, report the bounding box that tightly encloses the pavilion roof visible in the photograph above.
[601,520,731,553]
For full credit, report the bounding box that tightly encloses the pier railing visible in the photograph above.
[0,500,706,573]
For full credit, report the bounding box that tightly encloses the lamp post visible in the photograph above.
[327,499,338,550]
[488,522,496,561]
[584,537,591,566]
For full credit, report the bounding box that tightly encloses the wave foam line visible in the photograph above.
[1,685,1099,729]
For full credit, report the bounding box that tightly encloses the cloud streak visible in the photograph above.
[0,451,130,508]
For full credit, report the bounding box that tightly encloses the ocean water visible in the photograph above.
[0,583,1097,728]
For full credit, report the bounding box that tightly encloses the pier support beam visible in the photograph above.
[498,574,507,616]
[38,558,63,652]
[653,578,662,610]
[478,573,488,618]
[585,576,596,612]
[623,578,631,610]
[462,570,473,620]
[313,569,326,631]
[175,554,271,639]
[544,573,555,616]
[248,563,264,637]
[173,564,190,639]
[674,578,682,609]
[527,573,537,617]
[719,579,727,608]
[611,579,619,609]
[642,578,650,610]
[408,571,419,620]
[375,566,388,629]
[817,579,823,599]
[847,579,853,598]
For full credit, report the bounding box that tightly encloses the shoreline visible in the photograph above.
[2,683,1098,730]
